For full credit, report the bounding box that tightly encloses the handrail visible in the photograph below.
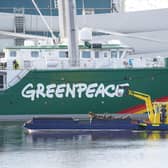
[0,7,121,14]
[0,7,119,10]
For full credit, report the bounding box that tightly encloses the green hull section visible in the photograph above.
[1,68,168,116]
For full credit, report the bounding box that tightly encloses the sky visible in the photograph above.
[125,0,168,11]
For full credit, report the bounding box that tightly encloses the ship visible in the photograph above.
[0,0,168,120]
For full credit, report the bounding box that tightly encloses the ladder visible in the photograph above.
[14,8,25,46]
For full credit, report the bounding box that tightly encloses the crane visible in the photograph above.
[128,89,155,124]
[123,86,168,125]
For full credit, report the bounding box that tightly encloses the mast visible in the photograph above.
[58,0,79,67]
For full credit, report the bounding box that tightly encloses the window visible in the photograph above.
[104,52,108,58]
[119,51,124,57]
[111,51,117,58]
[0,52,5,58]
[31,51,39,58]
[59,51,68,58]
[0,75,3,89]
[10,51,16,57]
[125,50,134,56]
[82,51,91,58]
[24,60,32,69]
[84,9,95,15]
[95,51,99,59]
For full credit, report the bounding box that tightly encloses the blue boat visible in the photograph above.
[23,117,168,133]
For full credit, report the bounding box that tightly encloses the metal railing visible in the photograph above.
[0,57,166,71]
[0,7,121,15]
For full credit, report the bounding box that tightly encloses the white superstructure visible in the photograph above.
[0,0,168,91]
[0,0,167,58]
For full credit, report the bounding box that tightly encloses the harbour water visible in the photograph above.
[0,122,168,168]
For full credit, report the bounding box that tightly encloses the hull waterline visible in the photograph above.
[24,117,168,132]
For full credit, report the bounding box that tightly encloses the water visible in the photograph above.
[0,122,168,168]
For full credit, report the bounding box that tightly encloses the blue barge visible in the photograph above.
[23,117,168,133]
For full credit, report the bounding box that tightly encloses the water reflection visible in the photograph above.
[1,121,168,146]
[0,122,23,151]
[26,130,168,144]
[1,122,168,168]
[1,121,168,151]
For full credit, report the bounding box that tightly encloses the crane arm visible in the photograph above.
[128,89,154,123]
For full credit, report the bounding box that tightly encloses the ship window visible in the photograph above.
[10,51,16,57]
[0,52,5,58]
[82,51,91,58]
[111,51,117,58]
[59,51,68,58]
[84,9,95,15]
[24,60,32,69]
[125,50,133,56]
[95,51,99,58]
[31,51,39,58]
[0,75,3,88]
[104,52,108,58]
[119,51,124,57]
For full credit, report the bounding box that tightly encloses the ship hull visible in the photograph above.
[1,68,168,118]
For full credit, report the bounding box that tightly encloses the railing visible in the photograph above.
[0,57,166,72]
[23,58,167,69]
[0,6,121,15]
[0,57,165,90]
